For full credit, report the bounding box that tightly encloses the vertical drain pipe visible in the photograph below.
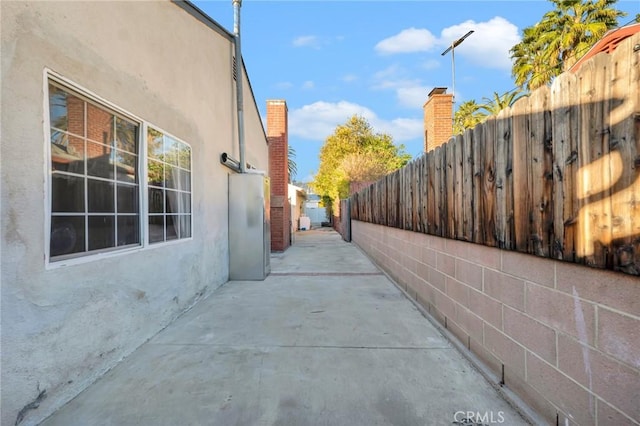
[232,0,246,173]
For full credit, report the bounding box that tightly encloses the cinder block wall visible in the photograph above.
[352,220,639,426]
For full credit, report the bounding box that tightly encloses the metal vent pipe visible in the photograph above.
[232,0,246,173]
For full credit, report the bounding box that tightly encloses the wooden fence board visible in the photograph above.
[576,57,595,266]
[551,72,578,261]
[412,160,419,231]
[427,150,437,235]
[402,163,413,229]
[577,54,610,268]
[434,146,444,236]
[494,110,510,248]
[463,130,474,241]
[454,135,464,239]
[497,105,515,249]
[529,86,554,257]
[390,170,397,227]
[483,116,497,247]
[512,96,531,252]
[505,107,515,251]
[608,36,640,273]
[419,156,427,233]
[445,142,455,238]
[594,53,614,269]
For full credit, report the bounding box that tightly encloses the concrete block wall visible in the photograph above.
[352,220,640,426]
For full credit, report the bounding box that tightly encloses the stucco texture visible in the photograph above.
[1,1,268,424]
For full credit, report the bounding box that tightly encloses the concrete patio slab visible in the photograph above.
[41,229,531,426]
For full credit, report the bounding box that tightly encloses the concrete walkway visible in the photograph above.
[42,229,530,426]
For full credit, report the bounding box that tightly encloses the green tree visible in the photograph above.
[479,90,525,116]
[511,25,559,90]
[288,146,297,183]
[453,100,484,135]
[340,152,390,182]
[311,115,411,210]
[511,0,625,90]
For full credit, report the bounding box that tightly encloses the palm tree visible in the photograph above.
[511,0,625,90]
[479,90,525,117]
[511,25,559,90]
[288,146,297,183]
[453,100,484,135]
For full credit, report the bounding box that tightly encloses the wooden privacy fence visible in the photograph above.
[350,34,640,276]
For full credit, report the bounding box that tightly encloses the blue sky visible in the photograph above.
[193,0,639,183]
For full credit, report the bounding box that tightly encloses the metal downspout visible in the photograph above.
[232,0,246,173]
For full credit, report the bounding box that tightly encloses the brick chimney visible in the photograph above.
[267,100,291,252]
[423,87,453,152]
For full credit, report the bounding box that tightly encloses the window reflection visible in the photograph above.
[88,216,115,250]
[52,134,84,173]
[117,185,138,214]
[51,174,85,212]
[147,127,192,244]
[116,117,138,154]
[164,136,180,166]
[49,82,141,260]
[180,171,191,192]
[148,188,164,214]
[87,103,113,145]
[115,151,137,183]
[147,128,163,160]
[148,215,164,243]
[49,86,68,130]
[179,215,192,239]
[88,179,114,213]
[86,141,114,179]
[179,145,191,170]
[50,216,85,256]
[166,215,178,240]
[117,216,139,246]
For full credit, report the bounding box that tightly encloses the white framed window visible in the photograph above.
[147,128,192,243]
[46,75,192,263]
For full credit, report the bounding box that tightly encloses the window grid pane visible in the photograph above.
[146,127,192,244]
[47,80,193,259]
[48,82,140,260]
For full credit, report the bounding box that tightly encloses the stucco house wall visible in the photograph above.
[288,184,306,233]
[0,1,268,425]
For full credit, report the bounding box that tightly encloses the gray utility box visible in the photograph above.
[229,173,271,280]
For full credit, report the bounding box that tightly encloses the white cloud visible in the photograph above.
[371,65,401,85]
[302,81,315,89]
[274,81,294,90]
[288,101,422,143]
[293,35,320,48]
[396,85,432,109]
[369,66,431,109]
[376,117,424,143]
[293,34,343,49]
[342,74,358,83]
[375,27,438,55]
[440,17,520,70]
[373,17,520,70]
[422,59,440,70]
[370,65,416,90]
